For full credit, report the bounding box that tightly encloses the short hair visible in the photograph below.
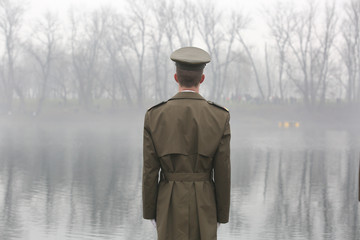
[176,66,204,88]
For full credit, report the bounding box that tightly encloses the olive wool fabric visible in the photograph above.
[170,46,211,71]
[142,92,231,240]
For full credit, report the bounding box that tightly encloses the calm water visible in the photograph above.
[0,114,359,240]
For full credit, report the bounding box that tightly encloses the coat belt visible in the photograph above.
[161,172,211,182]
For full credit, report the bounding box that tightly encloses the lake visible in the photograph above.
[0,112,359,240]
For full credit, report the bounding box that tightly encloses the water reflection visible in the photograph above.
[0,119,359,240]
[227,126,360,240]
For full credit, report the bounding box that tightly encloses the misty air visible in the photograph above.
[0,0,359,239]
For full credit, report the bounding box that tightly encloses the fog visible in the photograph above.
[0,0,359,114]
[0,112,359,239]
[0,0,360,239]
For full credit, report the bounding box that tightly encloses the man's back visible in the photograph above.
[148,92,228,166]
[143,91,231,240]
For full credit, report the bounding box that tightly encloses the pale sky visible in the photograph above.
[28,0,276,13]
[25,0,344,49]
[27,0,338,15]
[25,0,287,44]
[26,0,339,32]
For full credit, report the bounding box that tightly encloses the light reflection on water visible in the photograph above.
[0,117,359,240]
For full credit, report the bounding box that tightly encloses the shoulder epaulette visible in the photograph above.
[207,101,229,112]
[147,100,168,111]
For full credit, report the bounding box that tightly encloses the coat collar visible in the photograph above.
[169,92,206,101]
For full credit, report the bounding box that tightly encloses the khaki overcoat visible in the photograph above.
[142,92,231,240]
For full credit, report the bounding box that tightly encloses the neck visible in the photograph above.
[178,85,199,93]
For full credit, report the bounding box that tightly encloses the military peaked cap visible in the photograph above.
[170,47,211,71]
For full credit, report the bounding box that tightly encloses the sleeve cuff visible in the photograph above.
[143,210,156,220]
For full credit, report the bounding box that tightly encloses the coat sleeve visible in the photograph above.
[142,111,160,219]
[213,112,231,223]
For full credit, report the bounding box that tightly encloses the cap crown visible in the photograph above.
[170,47,211,64]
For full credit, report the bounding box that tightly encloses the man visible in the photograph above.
[142,47,231,240]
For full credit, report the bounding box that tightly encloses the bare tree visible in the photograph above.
[197,2,248,100]
[235,27,265,100]
[173,0,198,47]
[284,1,337,107]
[0,0,25,112]
[52,54,71,106]
[69,7,109,110]
[149,0,168,101]
[120,0,149,106]
[318,1,338,104]
[285,2,316,106]
[26,12,60,115]
[219,12,248,99]
[341,0,360,102]
[265,2,295,102]
[197,1,223,100]
[264,43,273,100]
[161,0,178,99]
[104,39,121,108]
[0,0,350,112]
[107,13,133,106]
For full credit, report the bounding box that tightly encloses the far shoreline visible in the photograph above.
[0,103,359,131]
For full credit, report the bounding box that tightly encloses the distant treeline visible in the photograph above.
[0,0,359,114]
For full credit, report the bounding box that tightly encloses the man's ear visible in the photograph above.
[200,74,205,84]
[174,73,179,83]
